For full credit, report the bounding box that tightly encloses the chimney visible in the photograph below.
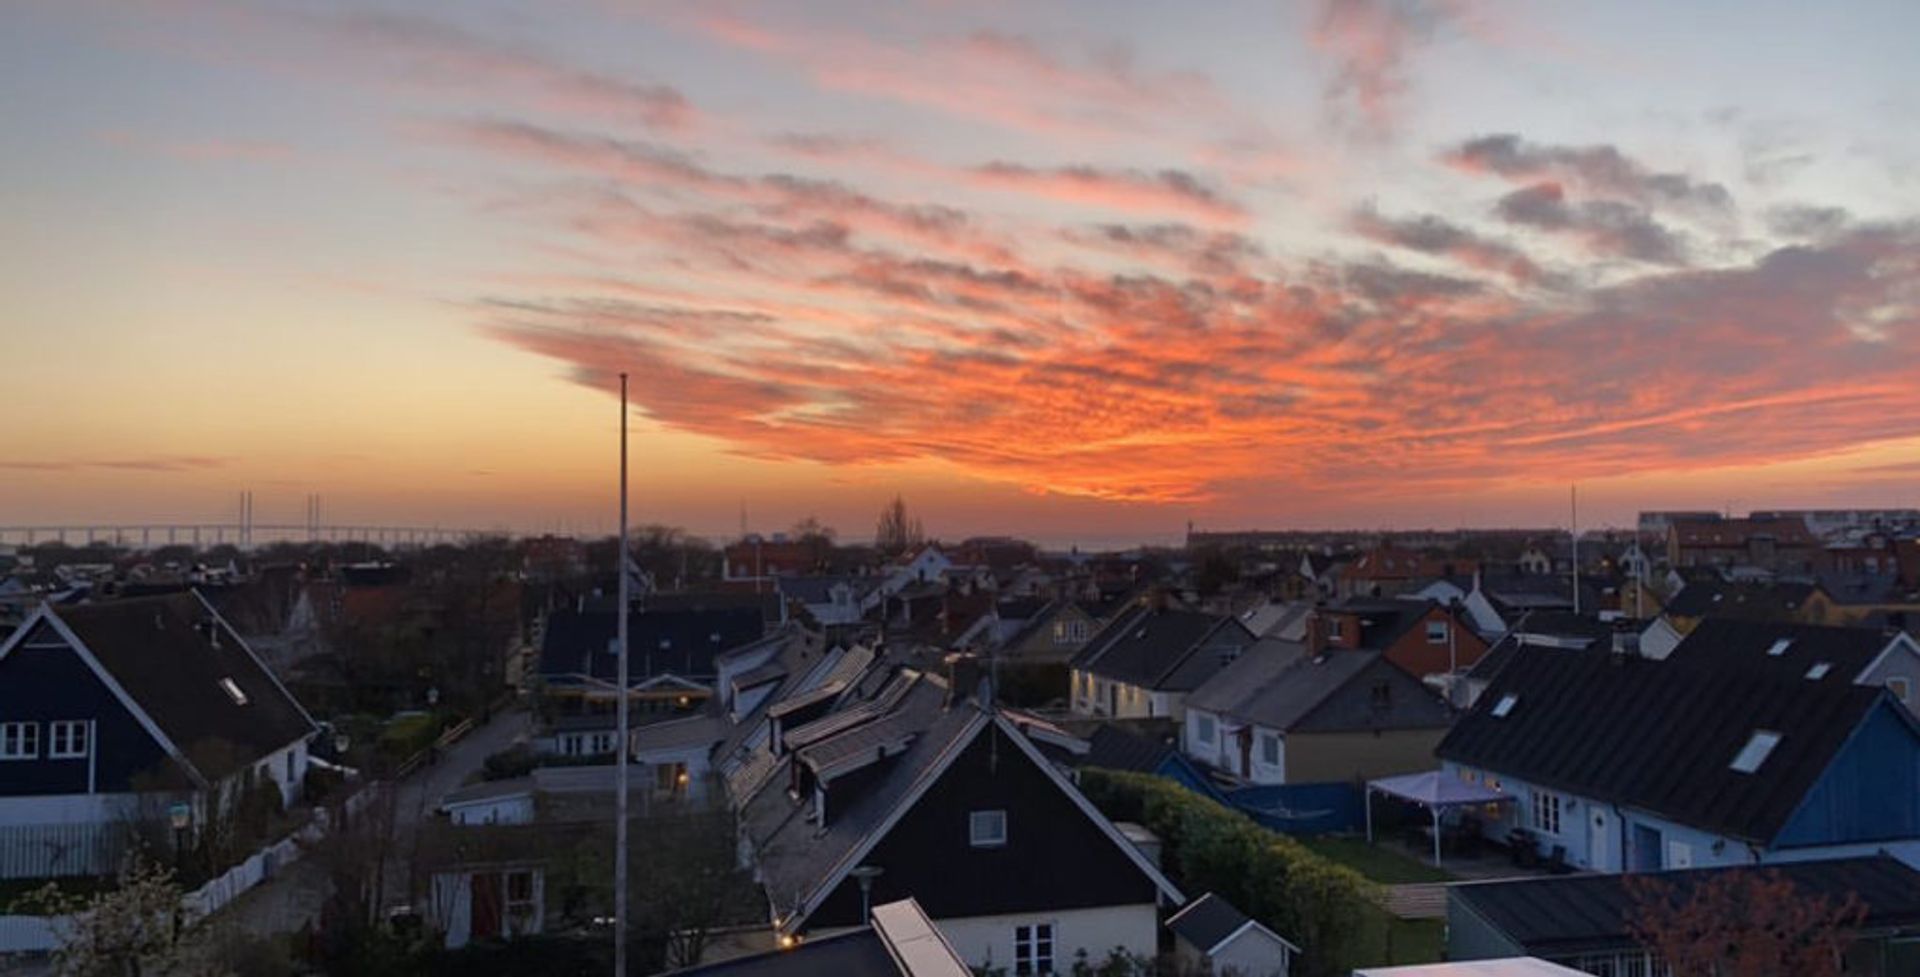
[1307,609,1328,655]
[945,653,983,710]
[1610,623,1640,662]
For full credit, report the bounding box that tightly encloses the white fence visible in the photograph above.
[0,822,127,879]
[0,784,385,954]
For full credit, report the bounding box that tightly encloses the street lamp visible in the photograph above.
[850,865,885,921]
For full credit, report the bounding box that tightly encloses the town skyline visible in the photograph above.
[6,1,1919,539]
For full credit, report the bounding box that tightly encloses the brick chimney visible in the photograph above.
[1307,608,1328,655]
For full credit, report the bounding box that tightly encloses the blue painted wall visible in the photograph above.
[0,624,171,795]
[1775,701,1920,848]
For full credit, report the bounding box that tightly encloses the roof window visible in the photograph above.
[1766,638,1794,657]
[1804,662,1832,680]
[1491,694,1519,718]
[218,677,249,706]
[1730,730,1781,773]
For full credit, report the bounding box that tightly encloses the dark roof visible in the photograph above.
[1070,607,1252,691]
[777,575,878,606]
[539,607,765,683]
[1453,856,1920,957]
[1663,580,1814,621]
[667,929,898,977]
[1187,641,1451,733]
[1437,639,1896,843]
[1167,891,1250,953]
[1662,618,1896,683]
[53,592,316,782]
[1078,724,1177,774]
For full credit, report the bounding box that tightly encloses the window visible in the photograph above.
[1531,790,1563,835]
[0,723,38,760]
[969,809,1007,848]
[1194,714,1216,745]
[1890,678,1912,706]
[218,677,249,706]
[1765,637,1794,657]
[504,870,539,935]
[49,721,89,759]
[1051,619,1089,644]
[1730,730,1782,773]
[1260,733,1280,767]
[1491,694,1519,718]
[1804,662,1832,680]
[1426,621,1450,644]
[1326,618,1344,639]
[656,761,688,793]
[1013,923,1054,975]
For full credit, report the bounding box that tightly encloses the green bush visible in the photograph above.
[481,744,538,781]
[1079,769,1379,977]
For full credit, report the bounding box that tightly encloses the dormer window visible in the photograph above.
[1730,730,1782,773]
[218,677,249,706]
[969,810,1007,848]
[1491,694,1519,718]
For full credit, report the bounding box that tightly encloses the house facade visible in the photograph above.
[0,593,317,876]
[1181,639,1452,786]
[737,665,1184,973]
[1069,606,1254,721]
[1439,624,1920,874]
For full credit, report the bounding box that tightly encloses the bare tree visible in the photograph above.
[874,496,924,557]
[1626,868,1866,977]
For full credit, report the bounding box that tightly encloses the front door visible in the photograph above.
[1588,808,1612,870]
[471,871,503,940]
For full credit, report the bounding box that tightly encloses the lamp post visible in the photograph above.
[850,865,885,921]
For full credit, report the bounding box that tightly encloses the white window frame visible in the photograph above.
[1426,621,1450,645]
[1260,732,1281,767]
[1531,789,1563,836]
[1194,713,1216,746]
[0,722,38,760]
[48,721,89,759]
[969,809,1008,848]
[1014,922,1054,975]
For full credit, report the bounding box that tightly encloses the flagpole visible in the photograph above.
[614,372,630,976]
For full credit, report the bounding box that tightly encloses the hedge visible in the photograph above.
[1079,768,1380,977]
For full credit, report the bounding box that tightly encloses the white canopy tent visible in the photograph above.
[1364,770,1514,867]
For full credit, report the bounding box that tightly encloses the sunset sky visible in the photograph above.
[4,0,1918,546]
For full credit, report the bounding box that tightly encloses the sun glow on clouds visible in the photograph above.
[10,0,1920,530]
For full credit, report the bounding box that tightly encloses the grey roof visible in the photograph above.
[742,674,977,921]
[1167,892,1252,953]
[631,713,728,752]
[1071,606,1253,691]
[1077,724,1178,774]
[1186,641,1450,733]
[1452,856,1920,957]
[778,575,880,606]
[667,929,899,977]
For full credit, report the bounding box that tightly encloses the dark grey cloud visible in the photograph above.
[1496,183,1689,265]
[1448,134,1734,216]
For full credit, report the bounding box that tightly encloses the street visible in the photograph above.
[216,703,532,937]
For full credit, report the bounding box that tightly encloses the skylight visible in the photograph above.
[1491,694,1519,718]
[1766,638,1794,657]
[218,677,249,706]
[1805,662,1832,680]
[1730,730,1781,773]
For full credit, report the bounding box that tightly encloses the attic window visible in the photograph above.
[969,809,1007,848]
[218,677,249,706]
[1730,730,1782,773]
[1491,694,1519,718]
[1804,662,1832,680]
[1766,638,1794,657]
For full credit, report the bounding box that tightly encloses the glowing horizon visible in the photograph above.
[4,1,1918,545]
